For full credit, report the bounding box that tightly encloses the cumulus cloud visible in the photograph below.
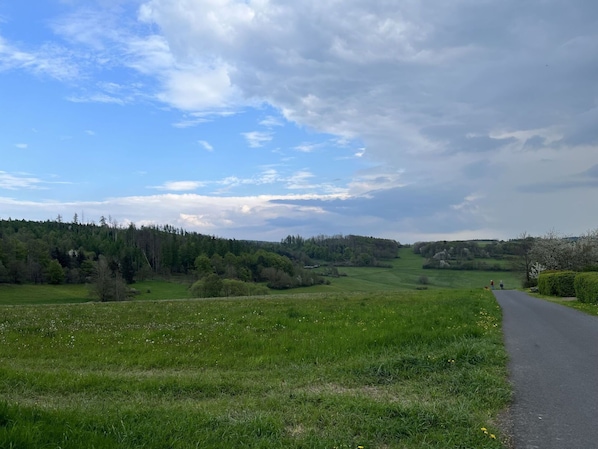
[138,0,597,175]
[1,0,596,241]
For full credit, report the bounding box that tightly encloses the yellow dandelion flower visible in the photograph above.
[480,427,487,432]
[490,434,496,439]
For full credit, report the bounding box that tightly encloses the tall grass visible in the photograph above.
[0,289,509,448]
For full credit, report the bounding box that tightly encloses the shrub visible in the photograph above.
[537,271,558,295]
[582,265,598,272]
[555,271,577,297]
[190,278,269,298]
[538,271,576,297]
[522,278,538,289]
[574,272,598,304]
[222,279,269,297]
[189,274,223,298]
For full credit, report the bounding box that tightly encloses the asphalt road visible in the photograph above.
[494,290,598,449]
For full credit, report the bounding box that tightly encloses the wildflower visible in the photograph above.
[490,434,496,439]
[481,427,488,434]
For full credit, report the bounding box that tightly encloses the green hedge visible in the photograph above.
[538,271,576,297]
[574,272,598,304]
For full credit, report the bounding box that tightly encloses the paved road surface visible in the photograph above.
[494,290,598,449]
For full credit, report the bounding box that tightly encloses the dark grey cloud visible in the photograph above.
[422,124,516,154]
[268,184,487,235]
[518,164,598,193]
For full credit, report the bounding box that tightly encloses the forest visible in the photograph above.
[0,218,400,295]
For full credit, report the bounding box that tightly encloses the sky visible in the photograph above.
[1,0,597,243]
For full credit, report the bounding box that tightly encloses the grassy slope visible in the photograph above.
[280,247,523,295]
[0,289,509,448]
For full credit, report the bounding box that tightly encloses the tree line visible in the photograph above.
[412,239,524,271]
[0,219,401,298]
[413,231,598,287]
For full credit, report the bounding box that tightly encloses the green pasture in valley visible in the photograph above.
[0,248,522,305]
[0,289,509,448]
[282,247,522,295]
[0,281,193,306]
[0,284,90,306]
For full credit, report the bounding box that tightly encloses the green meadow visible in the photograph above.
[280,248,522,295]
[0,248,520,447]
[0,281,191,306]
[0,289,509,448]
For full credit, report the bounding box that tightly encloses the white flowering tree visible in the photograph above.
[529,229,598,273]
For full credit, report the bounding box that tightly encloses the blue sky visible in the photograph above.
[1,0,597,243]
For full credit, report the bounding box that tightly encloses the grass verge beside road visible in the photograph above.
[0,289,509,448]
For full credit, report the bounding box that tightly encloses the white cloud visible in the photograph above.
[198,140,214,151]
[15,143,28,149]
[242,131,272,148]
[0,35,79,80]
[293,143,319,153]
[259,115,284,127]
[0,172,44,190]
[67,93,126,105]
[152,181,205,191]
[156,64,237,111]
[286,170,315,190]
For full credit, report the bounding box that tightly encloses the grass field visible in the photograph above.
[280,248,523,295]
[0,289,509,448]
[0,281,192,306]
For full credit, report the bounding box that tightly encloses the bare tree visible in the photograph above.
[511,232,535,285]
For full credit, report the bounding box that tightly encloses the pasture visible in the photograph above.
[282,247,522,295]
[0,289,509,448]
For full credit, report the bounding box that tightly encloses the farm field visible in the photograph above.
[0,289,509,448]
